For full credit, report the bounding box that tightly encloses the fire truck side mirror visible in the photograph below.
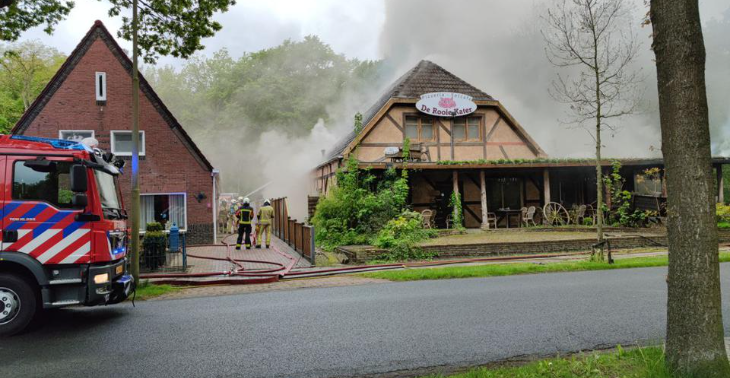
[72,193,88,208]
[70,164,88,193]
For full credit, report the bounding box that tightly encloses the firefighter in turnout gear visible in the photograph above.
[255,199,275,248]
[235,198,254,250]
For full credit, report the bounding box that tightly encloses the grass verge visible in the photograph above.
[361,252,730,282]
[423,346,671,378]
[131,280,182,300]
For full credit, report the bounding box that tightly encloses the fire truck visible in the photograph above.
[0,135,133,336]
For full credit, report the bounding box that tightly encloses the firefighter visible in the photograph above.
[235,198,255,250]
[255,199,275,248]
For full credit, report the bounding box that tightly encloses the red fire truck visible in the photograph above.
[0,135,133,336]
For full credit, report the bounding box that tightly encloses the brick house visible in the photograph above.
[12,21,219,244]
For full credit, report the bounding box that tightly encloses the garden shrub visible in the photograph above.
[449,191,464,230]
[604,160,655,228]
[312,155,409,251]
[373,211,437,261]
[142,222,167,270]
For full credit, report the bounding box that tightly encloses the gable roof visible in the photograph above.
[12,20,214,172]
[322,60,535,165]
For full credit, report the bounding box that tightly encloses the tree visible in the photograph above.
[650,1,730,376]
[0,0,73,41]
[0,40,64,132]
[144,38,383,194]
[103,0,235,283]
[543,0,642,254]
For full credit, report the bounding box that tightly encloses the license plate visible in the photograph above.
[116,265,123,275]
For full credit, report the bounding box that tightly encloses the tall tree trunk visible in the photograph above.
[650,1,730,376]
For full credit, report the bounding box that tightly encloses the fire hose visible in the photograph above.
[140,238,587,286]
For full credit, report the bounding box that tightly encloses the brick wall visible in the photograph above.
[18,37,214,244]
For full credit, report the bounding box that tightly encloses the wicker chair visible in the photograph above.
[522,206,537,227]
[421,209,434,229]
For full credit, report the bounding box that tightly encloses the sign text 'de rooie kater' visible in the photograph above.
[416,92,477,117]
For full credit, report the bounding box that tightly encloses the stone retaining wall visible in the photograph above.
[338,230,730,263]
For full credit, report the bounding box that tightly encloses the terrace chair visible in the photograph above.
[522,206,537,227]
[421,209,434,229]
[486,212,498,229]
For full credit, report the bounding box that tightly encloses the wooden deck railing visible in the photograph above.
[271,197,315,264]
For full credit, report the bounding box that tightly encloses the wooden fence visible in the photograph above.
[271,197,315,264]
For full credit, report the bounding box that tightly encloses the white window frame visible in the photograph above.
[111,130,145,156]
[59,130,95,141]
[95,72,107,101]
[140,192,188,233]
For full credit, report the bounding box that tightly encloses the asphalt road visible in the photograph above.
[3,265,730,378]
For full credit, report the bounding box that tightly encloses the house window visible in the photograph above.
[452,117,482,141]
[95,72,107,102]
[404,115,435,141]
[12,160,77,209]
[141,193,186,231]
[59,130,94,142]
[111,130,145,156]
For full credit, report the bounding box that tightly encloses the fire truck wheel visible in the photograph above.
[0,273,38,337]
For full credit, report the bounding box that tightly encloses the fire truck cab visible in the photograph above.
[0,135,133,336]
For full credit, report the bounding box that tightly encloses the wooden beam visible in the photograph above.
[436,116,442,161]
[464,204,482,224]
[480,170,489,229]
[422,174,438,192]
[465,172,481,190]
[385,113,404,133]
[499,145,509,159]
[543,169,551,205]
[485,117,501,141]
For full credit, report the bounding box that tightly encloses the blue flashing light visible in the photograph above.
[11,135,87,151]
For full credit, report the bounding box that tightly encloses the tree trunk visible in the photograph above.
[650,1,730,376]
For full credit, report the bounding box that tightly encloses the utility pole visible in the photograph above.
[129,0,141,284]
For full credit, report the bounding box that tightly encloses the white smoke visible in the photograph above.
[379,0,730,158]
[256,119,344,219]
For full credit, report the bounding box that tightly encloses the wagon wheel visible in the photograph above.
[543,202,570,226]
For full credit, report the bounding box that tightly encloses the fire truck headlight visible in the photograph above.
[94,273,110,284]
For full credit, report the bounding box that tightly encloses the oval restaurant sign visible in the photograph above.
[416,92,476,117]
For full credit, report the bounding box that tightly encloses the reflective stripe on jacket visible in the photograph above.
[236,207,254,224]
[257,205,274,225]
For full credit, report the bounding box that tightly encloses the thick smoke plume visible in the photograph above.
[380,0,730,157]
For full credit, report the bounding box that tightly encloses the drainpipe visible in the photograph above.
[212,169,220,244]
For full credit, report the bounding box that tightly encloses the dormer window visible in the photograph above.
[95,72,107,105]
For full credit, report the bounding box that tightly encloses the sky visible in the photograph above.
[17,0,385,66]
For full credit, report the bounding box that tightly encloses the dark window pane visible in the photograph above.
[141,194,187,231]
[13,161,75,208]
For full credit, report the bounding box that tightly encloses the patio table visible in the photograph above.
[495,208,522,228]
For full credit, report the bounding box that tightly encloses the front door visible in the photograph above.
[2,156,92,264]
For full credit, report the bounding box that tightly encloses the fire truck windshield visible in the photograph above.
[94,170,125,219]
